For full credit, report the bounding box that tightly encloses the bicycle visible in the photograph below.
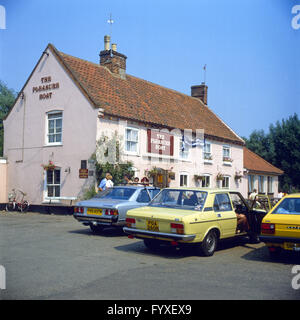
[6,189,30,213]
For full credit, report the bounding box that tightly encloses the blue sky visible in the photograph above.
[0,0,299,138]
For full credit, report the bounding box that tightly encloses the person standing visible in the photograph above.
[98,173,111,191]
[106,174,114,188]
[249,189,258,200]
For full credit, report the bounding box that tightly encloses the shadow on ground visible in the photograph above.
[241,245,300,265]
[69,226,126,238]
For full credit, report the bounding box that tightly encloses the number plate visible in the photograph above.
[284,242,300,251]
[87,208,102,216]
[147,220,159,232]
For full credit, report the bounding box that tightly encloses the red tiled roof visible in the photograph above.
[48,44,244,145]
[243,147,283,175]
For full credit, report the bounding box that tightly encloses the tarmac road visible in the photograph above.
[0,211,300,300]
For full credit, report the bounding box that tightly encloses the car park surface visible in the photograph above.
[1,210,299,300]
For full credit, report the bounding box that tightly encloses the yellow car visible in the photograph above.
[259,193,300,258]
[124,188,267,256]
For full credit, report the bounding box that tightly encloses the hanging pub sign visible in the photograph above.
[147,129,174,156]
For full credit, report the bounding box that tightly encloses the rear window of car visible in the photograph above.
[272,198,300,215]
[149,189,207,211]
[94,187,136,200]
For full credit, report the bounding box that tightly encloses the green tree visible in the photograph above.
[0,81,16,156]
[245,114,300,192]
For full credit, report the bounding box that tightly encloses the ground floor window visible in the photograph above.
[201,175,211,188]
[258,175,265,193]
[248,175,255,192]
[267,176,273,193]
[180,173,188,187]
[221,176,230,189]
[46,169,61,197]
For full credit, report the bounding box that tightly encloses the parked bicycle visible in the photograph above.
[6,189,30,213]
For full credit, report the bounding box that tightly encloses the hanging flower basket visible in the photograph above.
[194,175,205,182]
[216,173,225,181]
[168,172,175,180]
[42,160,56,171]
[145,167,158,178]
[223,156,233,162]
[234,171,243,181]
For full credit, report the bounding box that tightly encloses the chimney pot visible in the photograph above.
[111,43,117,51]
[104,35,110,51]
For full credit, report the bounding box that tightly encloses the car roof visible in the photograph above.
[114,185,158,189]
[164,187,239,193]
[283,193,300,198]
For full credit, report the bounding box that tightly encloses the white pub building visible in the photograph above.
[2,36,283,205]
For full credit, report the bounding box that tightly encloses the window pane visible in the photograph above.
[131,130,138,141]
[54,170,60,184]
[49,120,55,129]
[55,134,62,143]
[47,171,53,184]
[48,186,54,197]
[137,189,151,203]
[214,193,232,211]
[54,186,60,197]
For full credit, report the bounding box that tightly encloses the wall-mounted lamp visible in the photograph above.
[64,167,71,174]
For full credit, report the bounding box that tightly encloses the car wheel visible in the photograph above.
[143,239,161,251]
[90,224,104,233]
[199,230,218,256]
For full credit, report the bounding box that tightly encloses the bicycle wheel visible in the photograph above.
[6,202,15,212]
[18,201,30,213]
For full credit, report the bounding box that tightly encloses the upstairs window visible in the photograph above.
[125,128,139,153]
[223,145,231,162]
[46,112,62,145]
[203,142,212,161]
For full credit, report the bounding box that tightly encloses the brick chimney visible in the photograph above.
[99,35,127,79]
[191,83,208,105]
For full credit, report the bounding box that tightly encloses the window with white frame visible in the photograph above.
[125,127,139,153]
[259,175,265,193]
[201,175,211,188]
[203,141,212,161]
[223,145,231,162]
[221,176,230,189]
[46,112,62,145]
[267,176,273,193]
[248,175,255,192]
[46,168,61,197]
[180,173,188,187]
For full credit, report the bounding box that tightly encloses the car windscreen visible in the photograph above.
[272,198,300,215]
[149,189,207,211]
[94,188,136,200]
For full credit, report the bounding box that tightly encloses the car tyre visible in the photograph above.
[199,230,218,256]
[143,239,161,251]
[90,224,104,234]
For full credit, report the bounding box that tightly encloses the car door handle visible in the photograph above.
[217,214,222,218]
